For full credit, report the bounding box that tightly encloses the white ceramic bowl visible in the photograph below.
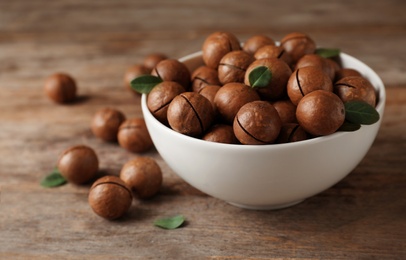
[141,51,386,210]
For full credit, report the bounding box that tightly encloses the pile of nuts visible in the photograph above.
[140,31,377,145]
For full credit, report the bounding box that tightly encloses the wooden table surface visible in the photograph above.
[1,1,405,259]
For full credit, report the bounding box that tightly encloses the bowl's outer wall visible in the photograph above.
[142,51,386,208]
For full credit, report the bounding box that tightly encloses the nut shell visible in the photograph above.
[191,66,220,93]
[167,92,214,137]
[244,58,292,101]
[124,65,150,93]
[214,82,260,124]
[218,50,254,85]
[58,145,99,185]
[243,35,275,54]
[296,90,345,136]
[334,76,376,107]
[280,32,316,64]
[233,101,282,145]
[147,81,185,125]
[44,73,77,104]
[88,175,133,220]
[276,123,308,143]
[287,66,333,106]
[120,157,162,199]
[202,31,241,69]
[91,108,126,142]
[203,124,238,144]
[272,99,298,124]
[118,118,153,153]
[143,53,167,71]
[151,59,191,89]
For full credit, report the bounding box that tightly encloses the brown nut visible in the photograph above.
[295,54,336,80]
[143,53,168,71]
[287,66,333,106]
[254,45,293,68]
[334,76,376,107]
[243,34,275,54]
[214,82,260,124]
[44,73,77,104]
[296,90,345,136]
[151,59,191,89]
[167,92,214,137]
[123,64,151,93]
[244,58,292,101]
[198,84,221,113]
[335,68,362,82]
[280,32,316,64]
[120,157,162,199]
[233,101,282,145]
[191,66,220,93]
[88,175,132,220]
[58,145,99,185]
[91,108,126,142]
[276,123,308,144]
[147,81,185,125]
[202,124,238,144]
[202,31,241,69]
[218,50,254,85]
[118,118,153,153]
[272,99,298,124]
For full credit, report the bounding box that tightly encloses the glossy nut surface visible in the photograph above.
[202,124,238,144]
[167,92,214,137]
[151,59,191,89]
[296,90,345,136]
[91,108,126,142]
[214,82,260,123]
[287,66,333,105]
[118,118,153,153]
[123,64,150,93]
[120,157,162,199]
[280,32,316,64]
[202,31,241,69]
[191,65,220,93]
[334,76,376,107]
[276,123,308,144]
[272,99,298,124]
[233,101,282,145]
[218,50,254,85]
[243,34,275,54]
[88,175,132,220]
[143,53,167,71]
[58,145,99,185]
[244,58,292,101]
[147,81,185,125]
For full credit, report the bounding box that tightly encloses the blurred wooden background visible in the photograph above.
[1,0,405,259]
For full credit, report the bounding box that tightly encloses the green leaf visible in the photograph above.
[315,48,340,58]
[248,66,272,88]
[344,101,380,125]
[153,215,185,230]
[130,75,163,94]
[40,168,67,188]
[338,121,361,132]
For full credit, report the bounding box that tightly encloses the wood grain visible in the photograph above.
[0,0,405,259]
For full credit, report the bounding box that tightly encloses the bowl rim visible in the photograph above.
[141,50,386,151]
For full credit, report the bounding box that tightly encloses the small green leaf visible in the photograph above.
[153,215,185,230]
[344,101,380,125]
[130,75,163,94]
[315,48,340,58]
[248,66,272,88]
[338,121,361,132]
[41,168,67,188]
